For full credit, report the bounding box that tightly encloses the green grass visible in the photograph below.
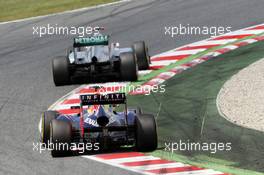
[122,32,264,92]
[151,151,264,175]
[127,41,264,175]
[0,0,116,22]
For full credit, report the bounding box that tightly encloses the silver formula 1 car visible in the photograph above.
[40,91,157,157]
[52,34,150,86]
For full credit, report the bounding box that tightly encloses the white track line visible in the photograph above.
[106,156,161,164]
[150,60,178,66]
[187,39,237,46]
[0,0,131,25]
[155,49,205,58]
[222,45,239,50]
[240,38,258,44]
[229,29,264,35]
[159,169,224,175]
[132,163,187,171]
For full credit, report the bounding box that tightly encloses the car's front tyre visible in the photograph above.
[40,111,58,146]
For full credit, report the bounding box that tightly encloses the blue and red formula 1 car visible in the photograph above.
[40,91,157,157]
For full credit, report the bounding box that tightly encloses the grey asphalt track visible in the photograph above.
[0,0,264,174]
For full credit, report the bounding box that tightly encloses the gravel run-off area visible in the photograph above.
[217,58,264,132]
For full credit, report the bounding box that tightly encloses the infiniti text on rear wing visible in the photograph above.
[80,93,126,105]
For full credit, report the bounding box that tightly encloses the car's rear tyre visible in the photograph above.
[135,114,157,152]
[120,52,138,81]
[50,120,72,157]
[41,111,58,146]
[52,56,70,86]
[133,41,150,70]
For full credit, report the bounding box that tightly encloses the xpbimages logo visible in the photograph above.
[96,84,166,96]
[164,24,232,38]
[32,24,100,37]
[33,141,100,154]
[164,140,232,154]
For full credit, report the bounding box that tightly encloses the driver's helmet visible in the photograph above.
[86,105,99,115]
[86,105,118,115]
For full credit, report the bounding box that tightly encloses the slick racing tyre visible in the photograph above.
[133,41,150,70]
[52,56,70,86]
[50,120,72,157]
[135,114,158,152]
[41,111,58,146]
[120,52,138,81]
